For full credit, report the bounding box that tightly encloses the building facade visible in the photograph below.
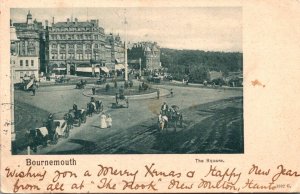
[12,11,43,83]
[46,18,125,76]
[128,42,161,71]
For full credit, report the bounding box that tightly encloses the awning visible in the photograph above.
[53,67,66,71]
[115,64,125,70]
[100,67,110,73]
[76,67,93,72]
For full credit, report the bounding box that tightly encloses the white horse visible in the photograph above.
[158,114,168,131]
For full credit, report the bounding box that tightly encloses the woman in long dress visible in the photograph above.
[100,113,107,128]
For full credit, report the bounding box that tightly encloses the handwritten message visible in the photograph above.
[3,159,300,193]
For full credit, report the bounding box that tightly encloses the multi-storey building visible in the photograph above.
[46,18,107,76]
[46,18,125,76]
[12,11,44,83]
[128,42,161,71]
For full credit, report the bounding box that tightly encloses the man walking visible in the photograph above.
[32,83,36,96]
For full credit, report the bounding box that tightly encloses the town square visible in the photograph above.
[10,8,243,154]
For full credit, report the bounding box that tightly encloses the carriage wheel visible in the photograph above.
[77,119,81,127]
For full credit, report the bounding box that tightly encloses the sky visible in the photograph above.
[11,7,242,52]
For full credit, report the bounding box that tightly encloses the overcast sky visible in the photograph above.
[11,7,242,52]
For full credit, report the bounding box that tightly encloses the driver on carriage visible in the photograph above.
[73,103,78,112]
[161,102,169,116]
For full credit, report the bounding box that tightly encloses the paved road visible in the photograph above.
[14,83,243,154]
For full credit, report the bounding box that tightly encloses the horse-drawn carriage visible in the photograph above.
[65,109,87,127]
[26,118,70,152]
[114,93,129,108]
[96,77,106,85]
[75,80,87,89]
[55,76,70,84]
[87,99,103,116]
[158,105,183,132]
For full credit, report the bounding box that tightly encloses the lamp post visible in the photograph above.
[124,17,128,81]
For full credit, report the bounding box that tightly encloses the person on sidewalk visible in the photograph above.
[100,112,107,129]
[157,89,160,99]
[32,83,36,96]
[106,114,112,128]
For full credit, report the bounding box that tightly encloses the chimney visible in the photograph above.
[52,17,55,25]
[10,19,12,27]
[45,20,48,27]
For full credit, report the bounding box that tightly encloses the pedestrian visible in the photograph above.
[106,114,112,128]
[157,89,160,99]
[170,88,173,97]
[92,87,96,95]
[32,83,36,96]
[100,112,107,129]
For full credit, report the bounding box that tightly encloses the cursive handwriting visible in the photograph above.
[122,179,159,191]
[198,178,239,191]
[145,163,181,178]
[272,164,300,182]
[242,179,276,190]
[248,164,270,176]
[204,165,241,184]
[97,164,138,182]
[5,166,46,181]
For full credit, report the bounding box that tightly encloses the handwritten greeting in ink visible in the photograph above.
[3,159,300,193]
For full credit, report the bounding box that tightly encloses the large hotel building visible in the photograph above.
[11,11,161,81]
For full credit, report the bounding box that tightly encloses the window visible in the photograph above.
[31,60,34,66]
[86,44,91,49]
[52,44,57,48]
[94,44,98,48]
[60,44,66,49]
[94,35,98,40]
[20,60,23,66]
[69,44,74,49]
[20,72,23,78]
[26,60,29,66]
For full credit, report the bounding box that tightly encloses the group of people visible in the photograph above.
[100,112,112,129]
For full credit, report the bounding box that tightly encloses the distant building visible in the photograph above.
[106,33,125,71]
[128,42,161,71]
[207,70,223,81]
[12,11,43,83]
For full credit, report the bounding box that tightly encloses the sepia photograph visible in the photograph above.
[10,7,243,155]
[2,0,300,193]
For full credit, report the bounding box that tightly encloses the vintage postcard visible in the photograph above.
[1,0,299,193]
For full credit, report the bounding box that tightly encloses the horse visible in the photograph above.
[45,119,59,144]
[86,102,95,117]
[158,114,168,132]
[64,112,74,130]
[95,100,103,113]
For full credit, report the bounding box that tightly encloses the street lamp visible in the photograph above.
[124,17,128,81]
